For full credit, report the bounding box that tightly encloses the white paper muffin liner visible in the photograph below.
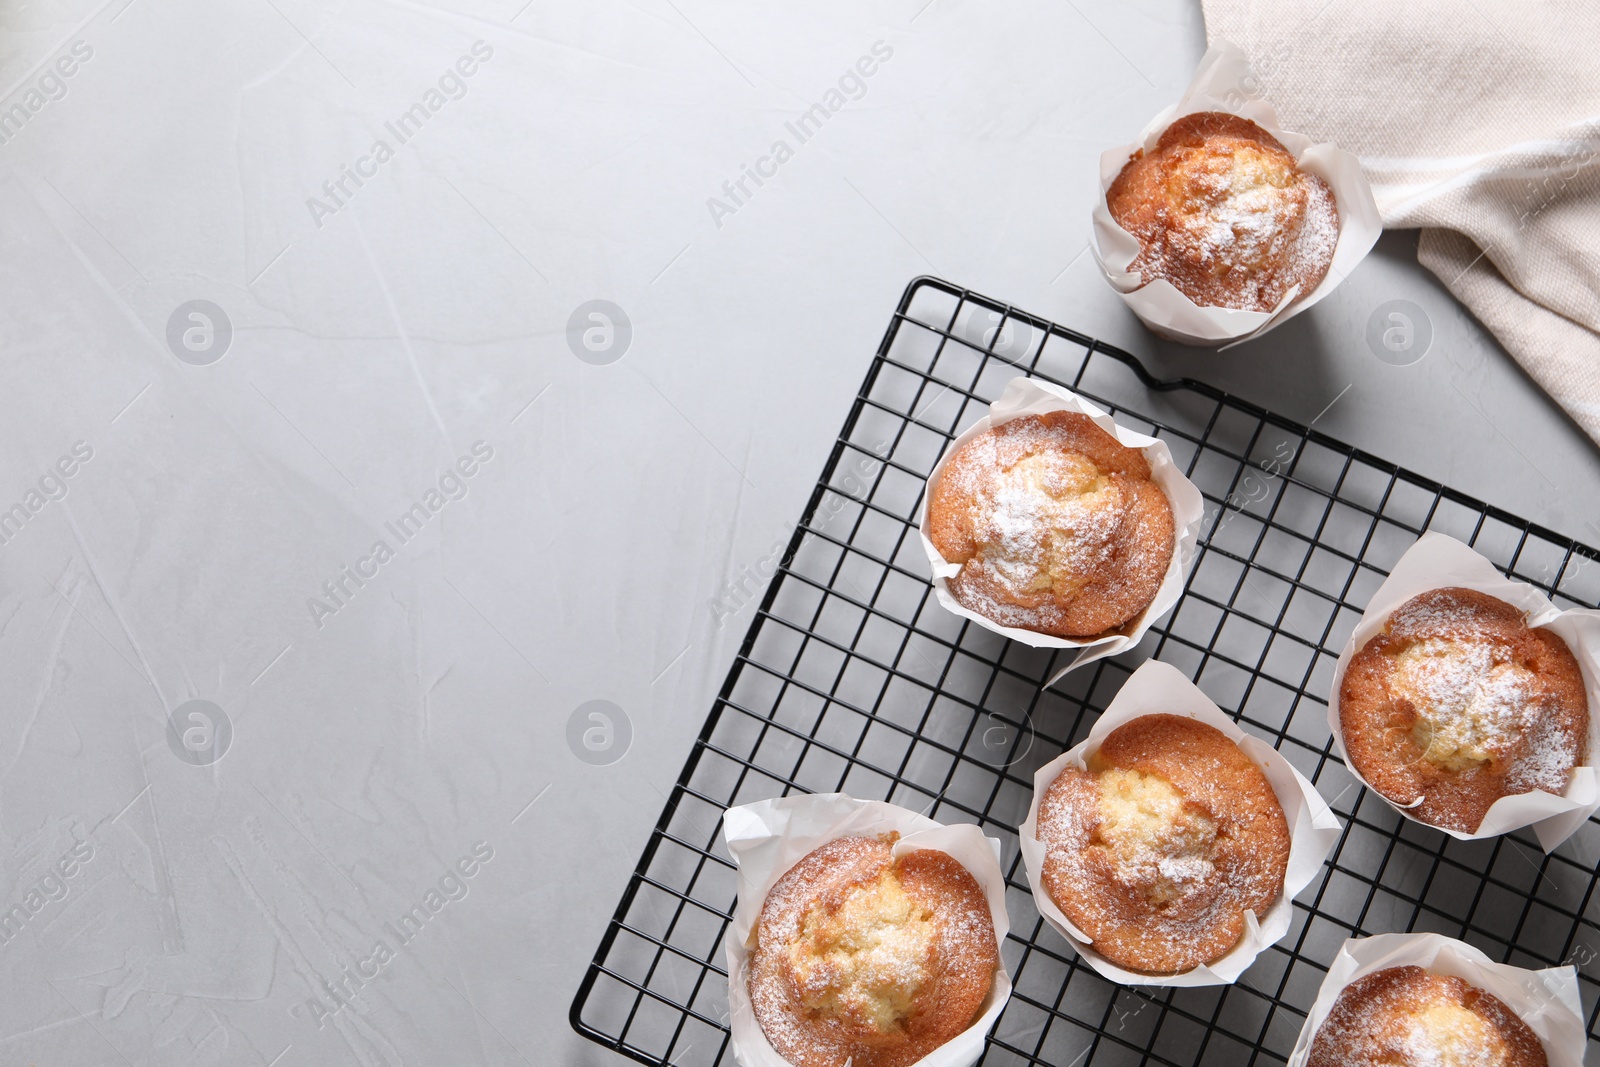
[917,376,1205,685]
[1327,532,1600,851]
[1017,660,1342,986]
[1091,39,1382,347]
[1285,934,1586,1067]
[721,793,1012,1067]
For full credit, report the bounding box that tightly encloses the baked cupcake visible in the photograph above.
[1338,587,1589,834]
[1106,111,1338,313]
[925,411,1175,638]
[1307,965,1547,1067]
[1035,714,1290,975]
[747,833,1000,1067]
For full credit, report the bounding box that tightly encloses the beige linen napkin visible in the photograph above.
[1200,0,1600,443]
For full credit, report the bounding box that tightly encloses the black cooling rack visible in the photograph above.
[570,277,1600,1067]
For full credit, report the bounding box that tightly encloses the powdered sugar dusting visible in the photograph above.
[1400,1002,1510,1067]
[1392,639,1542,769]
[747,835,998,1067]
[1377,590,1584,800]
[1037,763,1251,937]
[1158,163,1337,310]
[793,891,930,1026]
[1307,967,1533,1067]
[1292,177,1339,294]
[935,415,1153,634]
[1114,114,1342,313]
[972,452,1123,594]
[1034,734,1286,974]
[1179,172,1283,272]
[1092,767,1218,904]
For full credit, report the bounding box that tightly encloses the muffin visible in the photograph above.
[1106,110,1338,313]
[1339,587,1589,833]
[1307,966,1547,1067]
[1035,714,1290,974]
[747,833,999,1067]
[926,411,1175,638]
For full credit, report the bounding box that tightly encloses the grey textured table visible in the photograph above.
[0,1,1595,1065]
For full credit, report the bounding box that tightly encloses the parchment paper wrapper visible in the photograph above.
[1091,39,1382,347]
[917,376,1205,685]
[1018,660,1342,985]
[1328,532,1600,851]
[722,793,1013,1067]
[1285,934,1586,1067]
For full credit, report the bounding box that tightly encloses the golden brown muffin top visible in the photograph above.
[748,833,999,1067]
[1036,714,1290,975]
[1107,111,1339,313]
[1339,587,1588,833]
[1308,965,1548,1067]
[926,411,1174,638]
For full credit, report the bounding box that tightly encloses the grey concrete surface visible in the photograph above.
[0,1,1593,1064]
